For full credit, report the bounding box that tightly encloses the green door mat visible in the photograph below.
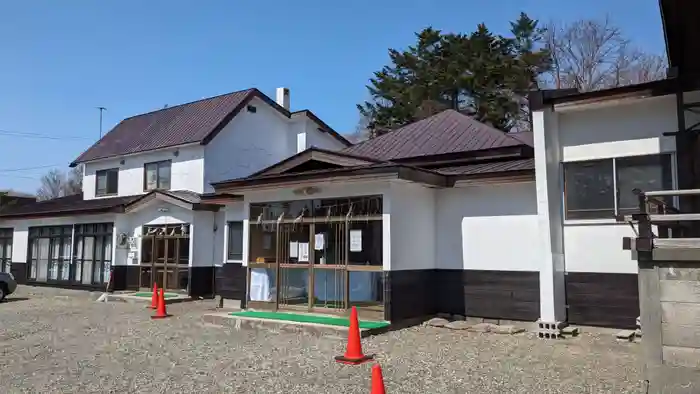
[131,292,180,299]
[230,311,390,330]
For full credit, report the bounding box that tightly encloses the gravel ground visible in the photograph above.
[0,286,643,394]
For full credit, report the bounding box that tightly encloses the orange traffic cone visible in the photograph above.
[151,288,170,319]
[335,306,373,365]
[370,364,386,394]
[148,282,158,309]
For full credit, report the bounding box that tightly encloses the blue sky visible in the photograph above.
[0,0,666,193]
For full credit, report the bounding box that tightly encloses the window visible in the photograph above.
[28,225,72,282]
[144,160,171,191]
[73,223,113,285]
[564,154,673,220]
[227,221,243,261]
[0,228,12,273]
[95,168,119,196]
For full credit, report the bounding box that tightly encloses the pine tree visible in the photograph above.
[358,13,551,136]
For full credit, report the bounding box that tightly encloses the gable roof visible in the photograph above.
[71,88,350,167]
[211,114,535,192]
[341,109,526,160]
[245,147,381,178]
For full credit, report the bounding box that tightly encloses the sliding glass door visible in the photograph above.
[27,224,113,286]
[247,196,384,319]
[73,223,113,285]
[28,225,72,284]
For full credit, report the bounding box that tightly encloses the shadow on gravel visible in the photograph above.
[1,297,30,303]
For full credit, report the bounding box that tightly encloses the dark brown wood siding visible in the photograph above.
[565,272,639,329]
[10,262,27,285]
[112,265,139,291]
[436,270,540,321]
[215,263,246,300]
[384,270,435,324]
[189,266,214,298]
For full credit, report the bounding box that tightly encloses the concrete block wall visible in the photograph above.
[640,261,700,393]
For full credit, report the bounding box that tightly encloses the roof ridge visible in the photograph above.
[121,88,258,121]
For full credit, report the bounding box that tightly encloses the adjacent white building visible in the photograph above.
[206,80,690,329]
[0,87,350,296]
[0,77,692,330]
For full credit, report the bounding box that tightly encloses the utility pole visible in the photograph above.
[97,106,107,138]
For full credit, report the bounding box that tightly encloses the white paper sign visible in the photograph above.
[314,233,325,250]
[298,242,309,262]
[350,230,362,252]
[263,234,272,250]
[289,241,298,258]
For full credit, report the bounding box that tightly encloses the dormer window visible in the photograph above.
[144,160,171,191]
[95,168,119,196]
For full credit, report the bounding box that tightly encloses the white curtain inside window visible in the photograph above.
[158,162,171,189]
[37,238,49,281]
[145,164,158,190]
[103,237,112,283]
[74,238,83,282]
[82,237,94,284]
[96,173,107,194]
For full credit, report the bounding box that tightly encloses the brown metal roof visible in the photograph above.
[341,110,526,160]
[71,88,349,166]
[0,194,138,218]
[436,159,534,175]
[509,132,533,147]
[0,190,223,219]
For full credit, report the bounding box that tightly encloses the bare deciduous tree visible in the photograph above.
[544,17,667,91]
[36,166,83,201]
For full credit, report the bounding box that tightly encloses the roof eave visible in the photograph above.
[212,165,450,192]
[0,205,125,220]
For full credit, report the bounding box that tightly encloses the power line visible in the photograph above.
[0,129,91,141]
[0,174,40,180]
[0,164,62,173]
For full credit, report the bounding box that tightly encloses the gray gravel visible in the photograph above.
[0,286,643,393]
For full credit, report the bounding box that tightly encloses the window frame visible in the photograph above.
[0,228,12,274]
[27,225,73,283]
[95,168,119,197]
[563,153,675,222]
[143,160,172,191]
[227,221,244,262]
[73,223,114,285]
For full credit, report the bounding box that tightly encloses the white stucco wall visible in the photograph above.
[302,118,347,151]
[123,202,194,266]
[83,144,205,200]
[389,182,435,271]
[191,211,217,268]
[203,98,347,193]
[436,182,540,272]
[557,96,682,274]
[203,97,290,191]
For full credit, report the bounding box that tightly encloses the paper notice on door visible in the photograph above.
[314,233,325,250]
[263,234,272,250]
[298,242,310,262]
[350,230,362,252]
[289,241,298,258]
